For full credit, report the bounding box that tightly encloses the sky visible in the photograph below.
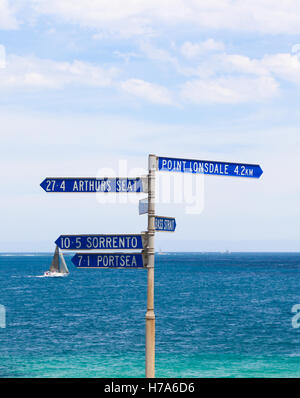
[0,0,300,252]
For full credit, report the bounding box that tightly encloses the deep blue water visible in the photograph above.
[0,252,300,378]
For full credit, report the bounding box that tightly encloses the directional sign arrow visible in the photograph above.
[155,216,176,232]
[157,156,263,178]
[139,198,148,215]
[40,177,147,193]
[55,234,147,250]
[71,253,146,268]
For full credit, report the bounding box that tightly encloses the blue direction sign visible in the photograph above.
[157,156,263,178]
[155,216,176,232]
[55,234,146,250]
[40,178,145,193]
[139,198,148,215]
[71,253,146,268]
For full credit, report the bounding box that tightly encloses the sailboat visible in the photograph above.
[44,246,69,277]
[157,248,167,256]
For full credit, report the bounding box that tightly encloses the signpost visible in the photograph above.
[71,252,146,268]
[146,154,156,378]
[55,234,147,250]
[41,153,263,379]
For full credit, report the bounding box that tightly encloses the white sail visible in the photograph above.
[49,246,60,272]
[47,246,69,275]
[59,251,69,274]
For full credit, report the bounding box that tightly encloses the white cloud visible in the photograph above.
[139,41,178,65]
[181,39,225,58]
[0,0,18,29]
[176,48,300,92]
[221,51,300,86]
[220,54,268,76]
[2,46,300,106]
[262,53,300,85]
[121,78,173,105]
[27,0,300,36]
[0,49,294,105]
[136,42,270,81]
[175,52,271,79]
[181,76,278,104]
[0,54,119,89]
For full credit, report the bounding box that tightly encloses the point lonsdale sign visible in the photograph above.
[157,157,263,179]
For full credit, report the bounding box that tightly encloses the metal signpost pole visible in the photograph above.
[146,154,156,378]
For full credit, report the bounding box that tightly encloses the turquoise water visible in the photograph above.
[0,252,300,378]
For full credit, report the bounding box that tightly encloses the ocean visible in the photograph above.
[0,252,300,378]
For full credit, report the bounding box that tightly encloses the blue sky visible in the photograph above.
[0,0,300,251]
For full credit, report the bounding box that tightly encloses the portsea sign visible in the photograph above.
[41,154,263,378]
[71,253,146,268]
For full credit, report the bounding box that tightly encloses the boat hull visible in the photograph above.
[43,271,68,278]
